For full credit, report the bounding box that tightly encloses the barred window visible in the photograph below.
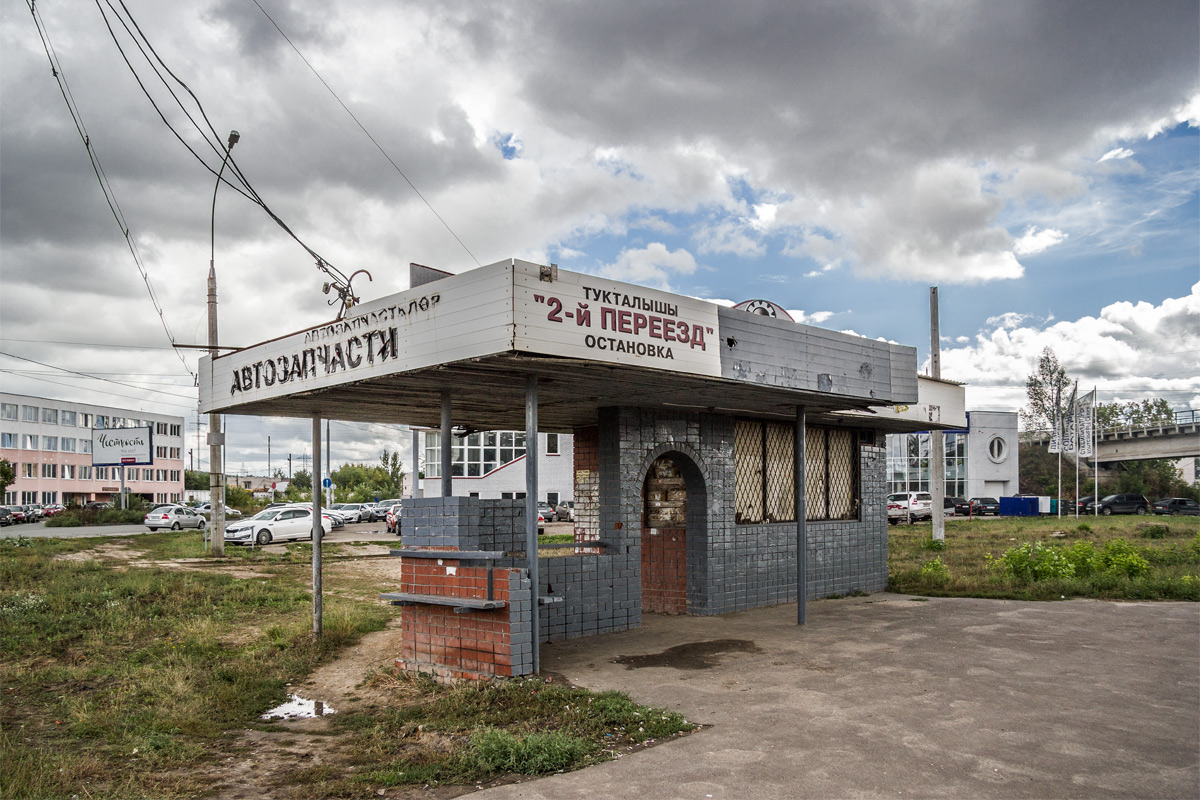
[735,421,860,524]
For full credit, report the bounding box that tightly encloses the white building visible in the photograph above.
[418,430,574,507]
[1,392,186,506]
[886,410,1020,499]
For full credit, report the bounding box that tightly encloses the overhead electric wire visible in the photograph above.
[250,0,483,269]
[0,337,181,350]
[85,0,361,301]
[26,0,197,381]
[0,351,198,401]
[0,370,198,410]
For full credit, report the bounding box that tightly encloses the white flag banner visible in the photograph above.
[1063,382,1078,454]
[1048,384,1062,454]
[1077,389,1096,458]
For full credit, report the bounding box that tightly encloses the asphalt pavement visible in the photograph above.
[480,594,1199,800]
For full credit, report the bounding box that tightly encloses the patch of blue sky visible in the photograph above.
[491,132,522,160]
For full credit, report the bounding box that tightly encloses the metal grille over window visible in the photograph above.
[734,421,763,523]
[826,429,857,519]
[764,423,795,522]
[735,420,860,524]
[805,431,827,520]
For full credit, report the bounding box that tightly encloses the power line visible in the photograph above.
[250,0,482,269]
[26,0,196,381]
[0,351,197,401]
[0,370,197,410]
[0,337,181,350]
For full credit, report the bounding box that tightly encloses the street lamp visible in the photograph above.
[206,129,238,556]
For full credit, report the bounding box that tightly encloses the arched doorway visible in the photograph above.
[641,453,696,614]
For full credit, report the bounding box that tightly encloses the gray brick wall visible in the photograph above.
[606,408,888,616]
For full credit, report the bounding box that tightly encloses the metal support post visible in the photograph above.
[312,415,323,637]
[411,428,421,498]
[525,375,541,671]
[795,406,808,625]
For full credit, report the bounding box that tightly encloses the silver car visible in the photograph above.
[145,505,206,531]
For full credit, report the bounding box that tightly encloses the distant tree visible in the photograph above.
[330,450,407,502]
[1023,348,1071,432]
[185,470,209,491]
[292,469,312,489]
[1109,459,1194,500]
[0,459,14,498]
[1096,398,1175,431]
[224,485,253,508]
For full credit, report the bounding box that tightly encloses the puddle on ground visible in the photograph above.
[614,639,762,670]
[261,694,337,721]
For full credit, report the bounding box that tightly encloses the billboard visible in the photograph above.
[92,426,153,467]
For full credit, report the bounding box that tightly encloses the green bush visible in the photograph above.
[1062,540,1097,578]
[919,557,949,583]
[921,537,947,552]
[1095,538,1151,578]
[1139,524,1170,539]
[989,541,1075,582]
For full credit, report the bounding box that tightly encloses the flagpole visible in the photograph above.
[1093,387,1099,517]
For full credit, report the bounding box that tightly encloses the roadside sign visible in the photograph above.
[322,477,332,488]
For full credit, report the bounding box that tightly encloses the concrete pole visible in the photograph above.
[312,415,323,638]
[795,406,808,625]
[207,262,225,556]
[440,390,453,497]
[930,287,945,541]
[525,375,541,670]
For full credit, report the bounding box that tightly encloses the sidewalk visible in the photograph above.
[480,594,1199,799]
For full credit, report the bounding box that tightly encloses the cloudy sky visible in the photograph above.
[2,0,1197,476]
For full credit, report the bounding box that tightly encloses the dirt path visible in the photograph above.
[203,619,414,800]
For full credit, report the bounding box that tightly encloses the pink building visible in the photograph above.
[1,393,185,507]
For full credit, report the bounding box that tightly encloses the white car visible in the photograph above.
[334,503,368,523]
[224,506,331,546]
[195,502,242,519]
[887,492,933,523]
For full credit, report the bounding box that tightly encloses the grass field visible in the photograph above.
[0,533,693,799]
[887,514,1200,601]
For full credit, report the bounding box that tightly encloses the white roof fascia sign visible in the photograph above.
[512,260,721,377]
[199,262,515,414]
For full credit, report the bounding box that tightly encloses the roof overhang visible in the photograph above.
[199,259,949,433]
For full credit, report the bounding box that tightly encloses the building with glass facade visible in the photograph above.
[886,410,1019,500]
[419,430,574,507]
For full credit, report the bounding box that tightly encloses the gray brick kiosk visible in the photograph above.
[200,259,964,680]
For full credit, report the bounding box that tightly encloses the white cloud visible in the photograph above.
[1098,147,1135,162]
[597,243,697,289]
[1013,226,1068,255]
[940,283,1200,412]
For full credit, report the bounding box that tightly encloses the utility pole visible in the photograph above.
[930,287,945,542]
[288,453,292,480]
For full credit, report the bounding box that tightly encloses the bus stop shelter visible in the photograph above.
[200,259,965,680]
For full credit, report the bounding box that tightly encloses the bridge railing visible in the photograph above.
[1023,409,1197,441]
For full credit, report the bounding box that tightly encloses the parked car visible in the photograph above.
[332,503,367,523]
[385,503,403,534]
[144,505,206,531]
[1151,497,1199,516]
[970,497,1001,516]
[43,504,66,517]
[944,496,967,516]
[224,506,331,546]
[952,497,973,516]
[537,502,557,522]
[26,504,45,520]
[196,503,242,519]
[556,500,575,522]
[5,506,27,523]
[887,492,932,523]
[1076,495,1096,514]
[1086,493,1150,516]
[0,507,12,526]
